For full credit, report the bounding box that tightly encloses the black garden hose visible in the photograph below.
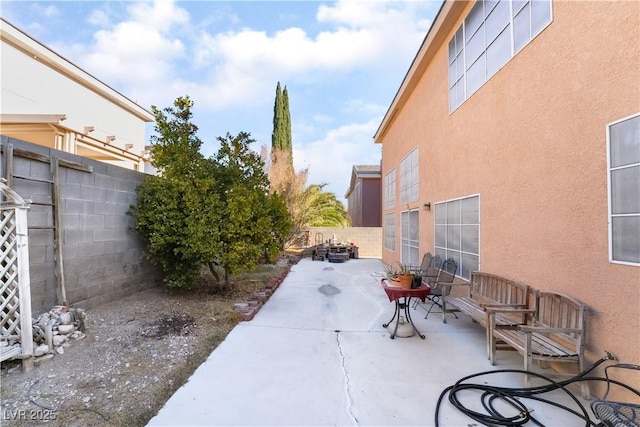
[435,352,639,427]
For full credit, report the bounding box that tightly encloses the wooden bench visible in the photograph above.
[487,291,589,398]
[441,271,533,358]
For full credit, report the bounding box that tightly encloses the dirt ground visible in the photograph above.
[0,264,288,426]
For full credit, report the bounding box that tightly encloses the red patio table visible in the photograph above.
[381,279,430,339]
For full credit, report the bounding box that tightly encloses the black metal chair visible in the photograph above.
[422,257,458,319]
[411,254,441,310]
[413,252,434,277]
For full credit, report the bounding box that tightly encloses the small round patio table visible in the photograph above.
[381,279,430,339]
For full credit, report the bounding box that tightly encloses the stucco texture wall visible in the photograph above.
[380,1,639,379]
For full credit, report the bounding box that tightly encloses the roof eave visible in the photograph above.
[373,0,468,143]
[0,18,155,123]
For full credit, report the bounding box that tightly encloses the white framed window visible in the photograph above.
[384,168,396,210]
[355,182,362,208]
[401,209,420,269]
[449,0,552,111]
[384,213,396,251]
[607,113,640,265]
[435,195,480,280]
[399,148,419,204]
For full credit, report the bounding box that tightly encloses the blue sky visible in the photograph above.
[1,0,442,202]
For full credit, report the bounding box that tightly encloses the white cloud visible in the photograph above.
[55,0,194,109]
[342,99,388,115]
[187,0,433,110]
[34,0,432,114]
[31,3,59,18]
[88,9,111,28]
[293,119,382,199]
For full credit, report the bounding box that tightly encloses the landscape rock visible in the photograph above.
[34,344,49,357]
[57,325,75,335]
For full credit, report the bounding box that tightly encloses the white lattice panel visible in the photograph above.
[0,181,33,367]
[1,210,21,338]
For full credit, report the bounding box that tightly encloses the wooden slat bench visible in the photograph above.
[487,291,588,398]
[441,271,534,357]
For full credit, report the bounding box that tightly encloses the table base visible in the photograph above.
[382,296,425,339]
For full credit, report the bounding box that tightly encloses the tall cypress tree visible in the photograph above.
[282,86,292,156]
[271,82,293,166]
[272,82,284,151]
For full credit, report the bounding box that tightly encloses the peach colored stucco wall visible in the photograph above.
[380,1,639,380]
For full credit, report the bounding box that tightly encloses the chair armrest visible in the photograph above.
[519,325,582,334]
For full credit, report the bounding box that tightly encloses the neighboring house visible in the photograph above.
[344,164,382,227]
[374,1,638,379]
[0,18,154,171]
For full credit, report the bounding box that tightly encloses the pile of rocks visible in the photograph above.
[30,306,87,364]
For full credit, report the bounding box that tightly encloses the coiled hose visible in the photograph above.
[435,352,640,427]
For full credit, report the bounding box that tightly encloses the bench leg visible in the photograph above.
[524,333,533,388]
[487,313,495,365]
[579,356,591,399]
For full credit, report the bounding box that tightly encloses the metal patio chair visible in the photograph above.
[411,254,442,310]
[422,257,458,319]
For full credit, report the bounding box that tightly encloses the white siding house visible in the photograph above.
[0,18,154,170]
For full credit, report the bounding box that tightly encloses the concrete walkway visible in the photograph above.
[147,258,593,426]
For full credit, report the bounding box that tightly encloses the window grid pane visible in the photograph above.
[384,169,396,210]
[401,210,420,268]
[608,114,640,265]
[384,213,396,251]
[435,195,480,280]
[399,149,419,204]
[449,0,551,111]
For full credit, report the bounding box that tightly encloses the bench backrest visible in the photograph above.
[469,271,529,306]
[534,291,587,351]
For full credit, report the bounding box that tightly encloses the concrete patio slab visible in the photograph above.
[147,258,594,426]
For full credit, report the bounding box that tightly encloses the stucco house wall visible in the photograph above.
[361,178,381,227]
[375,0,639,383]
[0,18,153,170]
[345,165,382,227]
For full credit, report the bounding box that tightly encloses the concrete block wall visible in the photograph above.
[1,137,162,314]
[307,227,382,258]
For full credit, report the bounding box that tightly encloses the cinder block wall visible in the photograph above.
[1,137,162,314]
[307,227,382,258]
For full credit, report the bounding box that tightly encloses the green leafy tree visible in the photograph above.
[210,132,292,284]
[130,97,292,289]
[149,96,205,180]
[298,184,350,227]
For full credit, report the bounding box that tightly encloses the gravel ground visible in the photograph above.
[1,264,288,426]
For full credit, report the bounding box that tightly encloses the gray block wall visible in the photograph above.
[1,137,162,314]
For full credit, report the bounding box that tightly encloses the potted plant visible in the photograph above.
[392,262,414,289]
[383,263,397,281]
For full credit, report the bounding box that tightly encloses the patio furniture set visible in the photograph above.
[389,252,591,399]
[311,243,358,263]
